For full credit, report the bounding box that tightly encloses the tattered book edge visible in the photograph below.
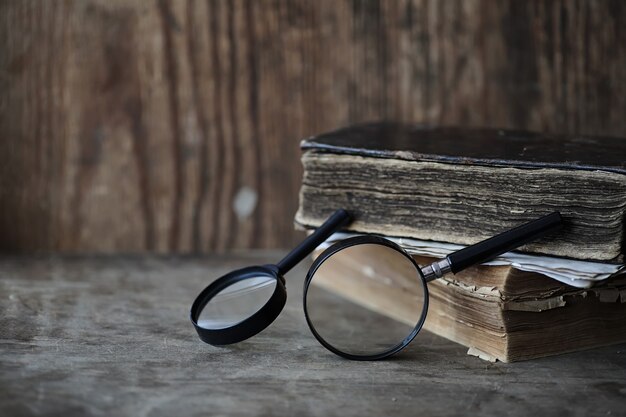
[467,346,500,363]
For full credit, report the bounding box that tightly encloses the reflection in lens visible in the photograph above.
[198,276,276,329]
[305,243,426,357]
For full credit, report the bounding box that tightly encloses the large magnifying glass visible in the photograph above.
[303,212,563,360]
[190,209,351,345]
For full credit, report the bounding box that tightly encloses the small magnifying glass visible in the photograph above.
[190,209,351,345]
[303,212,563,360]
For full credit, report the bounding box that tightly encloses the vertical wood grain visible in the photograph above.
[1,0,625,253]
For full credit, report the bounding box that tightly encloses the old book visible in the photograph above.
[296,122,626,262]
[311,245,626,362]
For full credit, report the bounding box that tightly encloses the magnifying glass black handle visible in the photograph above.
[276,209,352,275]
[446,212,563,274]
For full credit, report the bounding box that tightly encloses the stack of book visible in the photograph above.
[296,122,626,362]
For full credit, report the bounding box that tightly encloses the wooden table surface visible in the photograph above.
[1,254,625,417]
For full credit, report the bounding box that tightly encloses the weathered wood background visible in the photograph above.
[1,0,625,253]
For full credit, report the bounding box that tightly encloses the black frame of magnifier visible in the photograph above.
[190,209,352,346]
[190,264,287,345]
[303,235,430,361]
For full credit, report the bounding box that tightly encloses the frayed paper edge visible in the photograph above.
[467,346,499,362]
[503,296,566,312]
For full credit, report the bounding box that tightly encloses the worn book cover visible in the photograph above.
[297,123,626,261]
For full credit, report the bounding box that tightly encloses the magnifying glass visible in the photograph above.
[191,210,562,360]
[303,212,563,360]
[190,209,351,345]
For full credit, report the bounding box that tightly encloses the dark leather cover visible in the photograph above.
[301,122,626,174]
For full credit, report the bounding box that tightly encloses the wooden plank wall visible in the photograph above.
[1,0,625,253]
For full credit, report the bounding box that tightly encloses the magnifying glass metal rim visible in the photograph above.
[303,235,430,361]
[190,265,287,345]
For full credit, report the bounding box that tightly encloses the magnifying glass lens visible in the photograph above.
[305,243,427,358]
[198,275,277,330]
